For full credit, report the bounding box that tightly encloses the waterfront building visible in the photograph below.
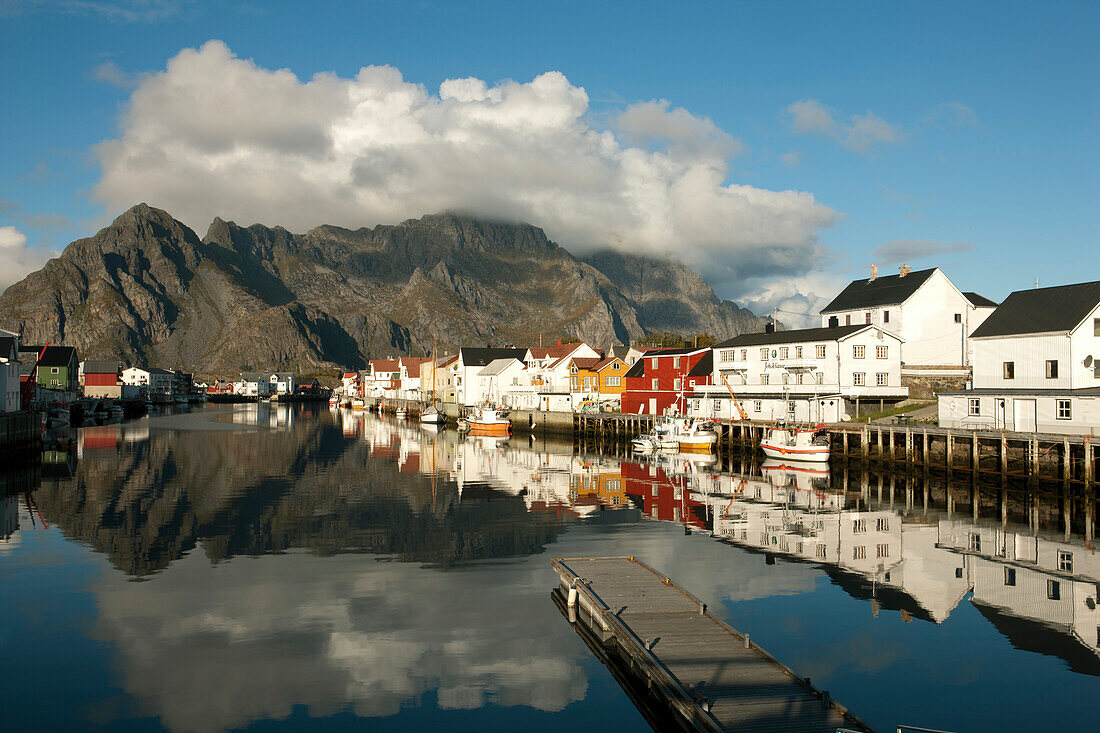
[476,358,527,406]
[233,372,295,397]
[620,346,711,415]
[0,330,20,413]
[36,346,78,392]
[123,367,175,396]
[607,344,647,367]
[81,360,123,399]
[820,267,997,397]
[366,360,400,398]
[937,280,1100,434]
[690,324,907,422]
[395,357,433,400]
[568,356,627,408]
[453,348,528,406]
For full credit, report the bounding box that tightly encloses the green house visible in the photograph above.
[37,346,79,391]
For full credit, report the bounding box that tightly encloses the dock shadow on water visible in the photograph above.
[1,403,1097,732]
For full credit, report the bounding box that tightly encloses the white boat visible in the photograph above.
[677,418,718,454]
[631,418,677,452]
[420,405,443,424]
[395,407,407,419]
[47,405,70,428]
[760,425,831,463]
[351,398,367,411]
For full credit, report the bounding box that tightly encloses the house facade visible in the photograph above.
[621,346,711,415]
[36,346,78,392]
[453,348,528,406]
[0,331,20,413]
[123,367,176,396]
[690,324,907,422]
[82,360,123,399]
[937,280,1100,434]
[477,358,527,406]
[820,266,996,370]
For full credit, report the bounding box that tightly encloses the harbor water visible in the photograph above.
[1,403,1097,732]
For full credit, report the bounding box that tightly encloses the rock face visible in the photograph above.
[0,204,766,371]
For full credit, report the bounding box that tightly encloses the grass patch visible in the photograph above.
[846,400,935,423]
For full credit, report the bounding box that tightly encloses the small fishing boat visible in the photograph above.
[631,418,677,452]
[760,424,831,463]
[395,407,407,419]
[466,407,511,437]
[351,398,367,411]
[420,404,443,424]
[677,418,718,454]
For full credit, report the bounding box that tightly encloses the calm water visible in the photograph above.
[1,404,1097,732]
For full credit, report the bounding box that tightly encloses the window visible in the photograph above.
[651,357,658,369]
[673,356,681,369]
[853,519,867,533]
[571,377,578,389]
[853,546,867,560]
[1096,318,1100,337]
[955,568,964,579]
[787,401,796,414]
[754,400,762,413]
[853,345,865,359]
[761,374,769,385]
[845,314,851,326]
[605,376,620,387]
[583,377,590,389]
[760,348,769,360]
[651,378,658,390]
[1004,568,1016,586]
[1057,399,1071,420]
[741,349,747,360]
[876,517,889,531]
[779,347,789,359]
[876,345,888,359]
[1046,360,1058,379]
[865,312,872,324]
[713,399,721,412]
[1058,550,1073,572]
[816,345,826,359]
[782,373,789,384]
[853,372,866,386]
[673,378,681,391]
[876,373,888,386]
[968,533,982,552]
[795,346,803,358]
[570,364,577,374]
[612,362,619,370]
[1047,579,1061,601]
[51,367,59,374]
[816,544,827,559]
[796,373,804,385]
[693,399,701,411]
[883,310,890,323]
[720,349,735,362]
[968,398,980,416]
[1003,362,1014,380]
[877,544,889,558]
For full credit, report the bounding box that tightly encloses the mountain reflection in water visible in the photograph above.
[1,403,1098,733]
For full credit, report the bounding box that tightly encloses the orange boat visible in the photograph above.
[466,408,511,437]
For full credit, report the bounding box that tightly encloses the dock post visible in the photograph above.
[972,434,979,474]
[946,433,954,474]
[862,427,869,460]
[842,430,849,456]
[1085,437,1093,487]
[1063,438,1071,483]
[888,429,895,461]
[905,428,912,464]
[1031,437,1040,479]
[1000,434,1008,483]
[921,429,929,465]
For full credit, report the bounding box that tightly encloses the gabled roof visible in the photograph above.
[526,342,586,360]
[570,357,602,370]
[969,281,1100,338]
[0,336,17,361]
[688,351,713,377]
[342,372,358,379]
[592,357,624,372]
[963,292,998,308]
[370,359,400,372]
[478,358,523,377]
[37,346,76,368]
[607,345,631,360]
[83,360,122,374]
[716,325,872,347]
[820,268,937,313]
[460,347,528,368]
[438,354,459,368]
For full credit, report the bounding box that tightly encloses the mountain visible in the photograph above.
[0,204,767,372]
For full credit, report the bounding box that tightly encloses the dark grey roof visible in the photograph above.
[937,387,1100,397]
[0,336,16,360]
[820,268,937,313]
[963,292,998,308]
[37,345,76,368]
[459,347,528,368]
[969,281,1100,338]
[687,351,713,377]
[83,360,121,374]
[716,325,868,348]
[624,359,645,379]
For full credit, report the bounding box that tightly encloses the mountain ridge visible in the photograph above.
[0,204,770,372]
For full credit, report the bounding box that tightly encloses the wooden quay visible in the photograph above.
[551,556,875,733]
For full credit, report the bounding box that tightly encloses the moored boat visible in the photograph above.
[351,398,367,411]
[466,407,511,437]
[395,407,407,419]
[677,418,718,454]
[420,405,443,424]
[760,424,830,463]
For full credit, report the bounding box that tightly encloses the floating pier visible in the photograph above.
[551,555,874,733]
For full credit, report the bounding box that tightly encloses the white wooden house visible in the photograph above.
[452,348,528,406]
[123,367,175,396]
[0,330,20,413]
[937,280,1100,434]
[691,324,907,422]
[820,266,997,368]
[476,358,527,406]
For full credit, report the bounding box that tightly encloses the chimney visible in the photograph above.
[556,338,562,346]
[869,264,878,282]
[899,264,911,277]
[765,321,776,334]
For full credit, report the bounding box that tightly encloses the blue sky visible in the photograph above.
[1,0,1096,321]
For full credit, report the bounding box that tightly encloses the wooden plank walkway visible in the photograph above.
[552,556,874,733]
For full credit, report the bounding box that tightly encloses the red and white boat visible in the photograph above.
[760,425,830,463]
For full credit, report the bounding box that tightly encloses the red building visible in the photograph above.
[620,461,710,530]
[620,347,712,415]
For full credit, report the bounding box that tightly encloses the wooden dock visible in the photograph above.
[552,556,874,733]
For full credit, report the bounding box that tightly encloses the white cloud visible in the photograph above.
[872,239,975,264]
[92,41,836,287]
[0,225,49,293]
[780,151,801,166]
[91,60,142,88]
[734,270,846,329]
[786,98,903,153]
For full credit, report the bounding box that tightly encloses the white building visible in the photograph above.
[937,280,1100,434]
[453,348,528,406]
[820,266,997,368]
[476,358,528,407]
[691,324,907,422]
[0,330,21,413]
[122,367,175,396]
